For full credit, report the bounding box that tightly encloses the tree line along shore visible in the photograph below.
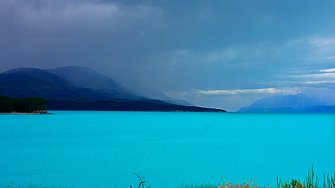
[0,95,47,113]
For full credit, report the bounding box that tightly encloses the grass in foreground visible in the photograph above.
[2,166,334,188]
[276,166,335,188]
[177,166,335,188]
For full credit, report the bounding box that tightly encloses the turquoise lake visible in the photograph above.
[0,111,334,188]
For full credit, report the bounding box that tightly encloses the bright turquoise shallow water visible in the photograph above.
[0,111,334,188]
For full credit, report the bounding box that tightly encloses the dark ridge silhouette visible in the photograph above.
[45,66,139,99]
[45,66,190,105]
[0,67,143,100]
[47,99,225,112]
[0,67,226,112]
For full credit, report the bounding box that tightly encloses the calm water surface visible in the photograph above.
[0,111,334,188]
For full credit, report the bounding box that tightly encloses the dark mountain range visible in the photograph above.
[0,67,225,112]
[0,68,82,99]
[238,94,327,113]
[0,67,128,100]
[45,66,137,99]
[46,66,192,106]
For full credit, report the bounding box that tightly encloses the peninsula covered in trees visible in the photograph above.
[0,95,47,113]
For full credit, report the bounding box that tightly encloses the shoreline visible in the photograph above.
[0,111,52,115]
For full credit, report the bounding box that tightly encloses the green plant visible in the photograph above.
[277,165,334,188]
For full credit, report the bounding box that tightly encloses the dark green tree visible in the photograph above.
[0,95,47,113]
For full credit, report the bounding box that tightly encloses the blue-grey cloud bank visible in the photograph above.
[1,0,335,111]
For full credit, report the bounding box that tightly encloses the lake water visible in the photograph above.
[0,111,334,188]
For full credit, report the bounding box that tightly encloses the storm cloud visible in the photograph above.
[1,0,335,111]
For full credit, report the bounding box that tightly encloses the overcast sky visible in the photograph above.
[1,0,335,111]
